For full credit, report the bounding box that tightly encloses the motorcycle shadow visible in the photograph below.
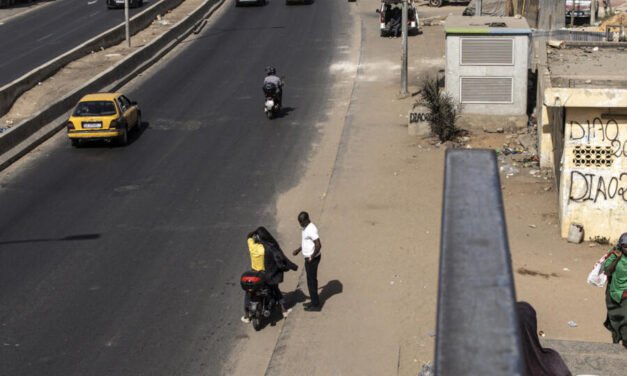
[276,106,295,119]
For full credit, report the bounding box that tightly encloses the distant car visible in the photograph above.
[67,93,141,147]
[376,0,419,37]
[106,0,143,9]
[565,0,597,22]
[235,0,266,6]
[428,0,470,7]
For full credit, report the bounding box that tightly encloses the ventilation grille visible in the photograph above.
[460,77,513,103]
[572,145,614,167]
[461,39,514,65]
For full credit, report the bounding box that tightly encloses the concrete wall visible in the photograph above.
[445,35,529,116]
[552,89,627,243]
[0,0,36,7]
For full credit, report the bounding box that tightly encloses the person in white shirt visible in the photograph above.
[292,211,322,311]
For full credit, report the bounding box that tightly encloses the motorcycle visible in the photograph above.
[240,270,277,331]
[262,82,282,119]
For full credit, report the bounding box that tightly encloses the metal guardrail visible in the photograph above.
[532,29,606,41]
[436,149,523,376]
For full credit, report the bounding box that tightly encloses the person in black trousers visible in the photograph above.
[292,211,322,311]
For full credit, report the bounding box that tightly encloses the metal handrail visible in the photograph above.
[436,149,523,375]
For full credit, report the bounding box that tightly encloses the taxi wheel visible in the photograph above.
[71,139,82,148]
[118,126,129,146]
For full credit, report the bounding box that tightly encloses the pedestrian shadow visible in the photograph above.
[282,288,307,310]
[319,280,343,308]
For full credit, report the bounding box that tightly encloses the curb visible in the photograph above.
[0,0,225,172]
[0,0,184,118]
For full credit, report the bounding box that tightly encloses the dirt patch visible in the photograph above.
[597,12,627,31]
[517,267,560,279]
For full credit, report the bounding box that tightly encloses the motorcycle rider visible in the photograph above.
[242,227,297,323]
[263,66,283,107]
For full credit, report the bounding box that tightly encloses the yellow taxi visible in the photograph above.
[67,93,141,147]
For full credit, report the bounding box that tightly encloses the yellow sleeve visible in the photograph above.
[247,238,265,271]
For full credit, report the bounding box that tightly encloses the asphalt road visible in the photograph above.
[0,0,351,375]
[0,0,144,87]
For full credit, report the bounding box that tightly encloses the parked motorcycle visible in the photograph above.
[240,270,277,331]
[262,82,282,119]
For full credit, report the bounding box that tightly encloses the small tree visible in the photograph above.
[420,75,461,142]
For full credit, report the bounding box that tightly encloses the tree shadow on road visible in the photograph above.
[0,233,101,245]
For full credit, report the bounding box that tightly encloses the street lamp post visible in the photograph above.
[125,0,131,48]
[400,0,408,96]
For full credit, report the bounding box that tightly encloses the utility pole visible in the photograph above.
[125,0,131,48]
[477,0,482,16]
[400,0,408,96]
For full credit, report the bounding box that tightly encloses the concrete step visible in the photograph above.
[541,339,627,376]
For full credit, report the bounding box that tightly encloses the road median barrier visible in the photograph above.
[0,0,225,171]
[0,0,183,118]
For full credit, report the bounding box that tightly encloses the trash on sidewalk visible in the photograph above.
[567,320,577,328]
[419,361,434,376]
[567,223,584,244]
[500,164,520,177]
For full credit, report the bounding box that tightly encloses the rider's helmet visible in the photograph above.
[265,66,277,76]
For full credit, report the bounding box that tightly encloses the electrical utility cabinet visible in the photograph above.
[444,16,531,116]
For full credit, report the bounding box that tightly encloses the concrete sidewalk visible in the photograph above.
[262,2,452,375]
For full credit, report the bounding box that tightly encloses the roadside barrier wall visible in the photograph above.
[0,0,183,117]
[0,0,223,170]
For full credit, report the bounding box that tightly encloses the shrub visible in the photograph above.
[420,75,461,142]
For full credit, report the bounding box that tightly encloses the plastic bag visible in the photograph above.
[587,254,609,288]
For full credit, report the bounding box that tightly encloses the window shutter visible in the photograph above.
[461,39,514,65]
[460,77,513,103]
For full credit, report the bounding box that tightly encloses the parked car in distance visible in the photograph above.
[67,93,141,147]
[428,0,470,7]
[565,0,597,22]
[376,0,419,37]
[106,0,143,9]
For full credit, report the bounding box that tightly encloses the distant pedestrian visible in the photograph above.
[292,211,322,311]
[603,0,610,15]
[603,232,627,348]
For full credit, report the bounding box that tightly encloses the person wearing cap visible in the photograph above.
[603,232,627,348]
